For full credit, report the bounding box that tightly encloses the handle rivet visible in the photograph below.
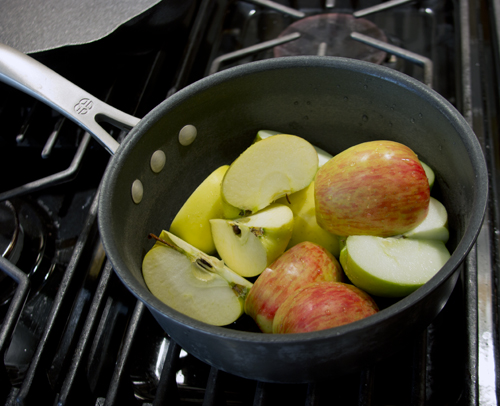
[150,150,166,173]
[179,124,197,146]
[131,179,144,204]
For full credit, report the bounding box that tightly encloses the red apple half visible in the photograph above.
[244,241,343,333]
[314,140,430,237]
[273,281,379,334]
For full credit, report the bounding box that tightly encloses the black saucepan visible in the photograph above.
[0,43,488,383]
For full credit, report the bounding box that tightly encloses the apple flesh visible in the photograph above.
[209,203,294,277]
[276,182,340,257]
[339,235,451,297]
[315,140,430,237]
[142,230,253,326]
[244,241,344,333]
[402,196,448,242]
[169,165,229,254]
[221,134,318,214]
[420,160,435,189]
[273,281,379,334]
[255,130,333,167]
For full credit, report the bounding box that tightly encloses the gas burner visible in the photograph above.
[273,14,388,64]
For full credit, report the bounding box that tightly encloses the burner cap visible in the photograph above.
[274,13,388,64]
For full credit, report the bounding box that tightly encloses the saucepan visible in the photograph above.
[0,43,487,383]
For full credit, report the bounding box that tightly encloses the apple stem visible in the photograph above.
[148,233,187,256]
[148,233,175,248]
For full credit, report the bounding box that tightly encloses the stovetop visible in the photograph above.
[1,0,499,405]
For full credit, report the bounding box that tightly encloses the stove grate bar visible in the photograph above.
[0,258,30,403]
[0,131,92,202]
[54,259,115,406]
[14,189,101,405]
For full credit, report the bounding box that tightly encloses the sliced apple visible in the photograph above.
[221,134,318,213]
[420,160,435,189]
[402,197,449,242]
[255,130,333,167]
[339,235,450,297]
[210,203,294,278]
[169,165,229,254]
[276,182,340,257]
[142,230,253,326]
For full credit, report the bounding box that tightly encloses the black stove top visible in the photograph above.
[1,0,499,405]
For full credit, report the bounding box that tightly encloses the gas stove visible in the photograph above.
[0,0,499,405]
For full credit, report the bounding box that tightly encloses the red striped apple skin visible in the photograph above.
[315,141,430,237]
[244,241,343,333]
[273,282,379,334]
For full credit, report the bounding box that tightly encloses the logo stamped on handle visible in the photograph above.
[74,98,93,115]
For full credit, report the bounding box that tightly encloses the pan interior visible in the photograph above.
[100,57,485,341]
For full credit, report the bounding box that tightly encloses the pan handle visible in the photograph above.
[0,43,140,155]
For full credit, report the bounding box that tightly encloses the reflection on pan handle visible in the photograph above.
[0,43,140,155]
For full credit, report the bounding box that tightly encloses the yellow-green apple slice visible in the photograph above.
[209,203,294,278]
[276,182,340,257]
[244,241,344,333]
[420,160,435,189]
[221,134,318,213]
[142,230,253,326]
[169,165,229,254]
[339,235,451,298]
[255,130,333,167]
[273,281,378,334]
[402,197,448,242]
[315,140,430,237]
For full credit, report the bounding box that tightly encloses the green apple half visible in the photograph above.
[142,230,253,326]
[169,165,229,254]
[221,134,318,213]
[420,161,435,189]
[255,130,333,168]
[340,235,450,297]
[402,196,448,242]
[276,182,340,257]
[210,203,294,277]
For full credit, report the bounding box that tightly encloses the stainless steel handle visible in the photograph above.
[0,43,140,155]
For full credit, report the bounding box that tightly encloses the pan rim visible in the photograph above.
[98,55,488,345]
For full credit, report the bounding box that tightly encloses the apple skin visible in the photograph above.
[315,140,430,237]
[169,165,229,254]
[272,281,379,334]
[244,241,344,333]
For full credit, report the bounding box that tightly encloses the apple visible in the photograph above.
[315,140,430,237]
[255,130,333,167]
[273,281,379,334]
[420,160,435,189]
[276,182,341,257]
[142,230,253,326]
[169,165,229,254]
[339,235,451,297]
[221,134,318,214]
[244,241,344,333]
[402,196,448,242]
[209,203,294,278]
